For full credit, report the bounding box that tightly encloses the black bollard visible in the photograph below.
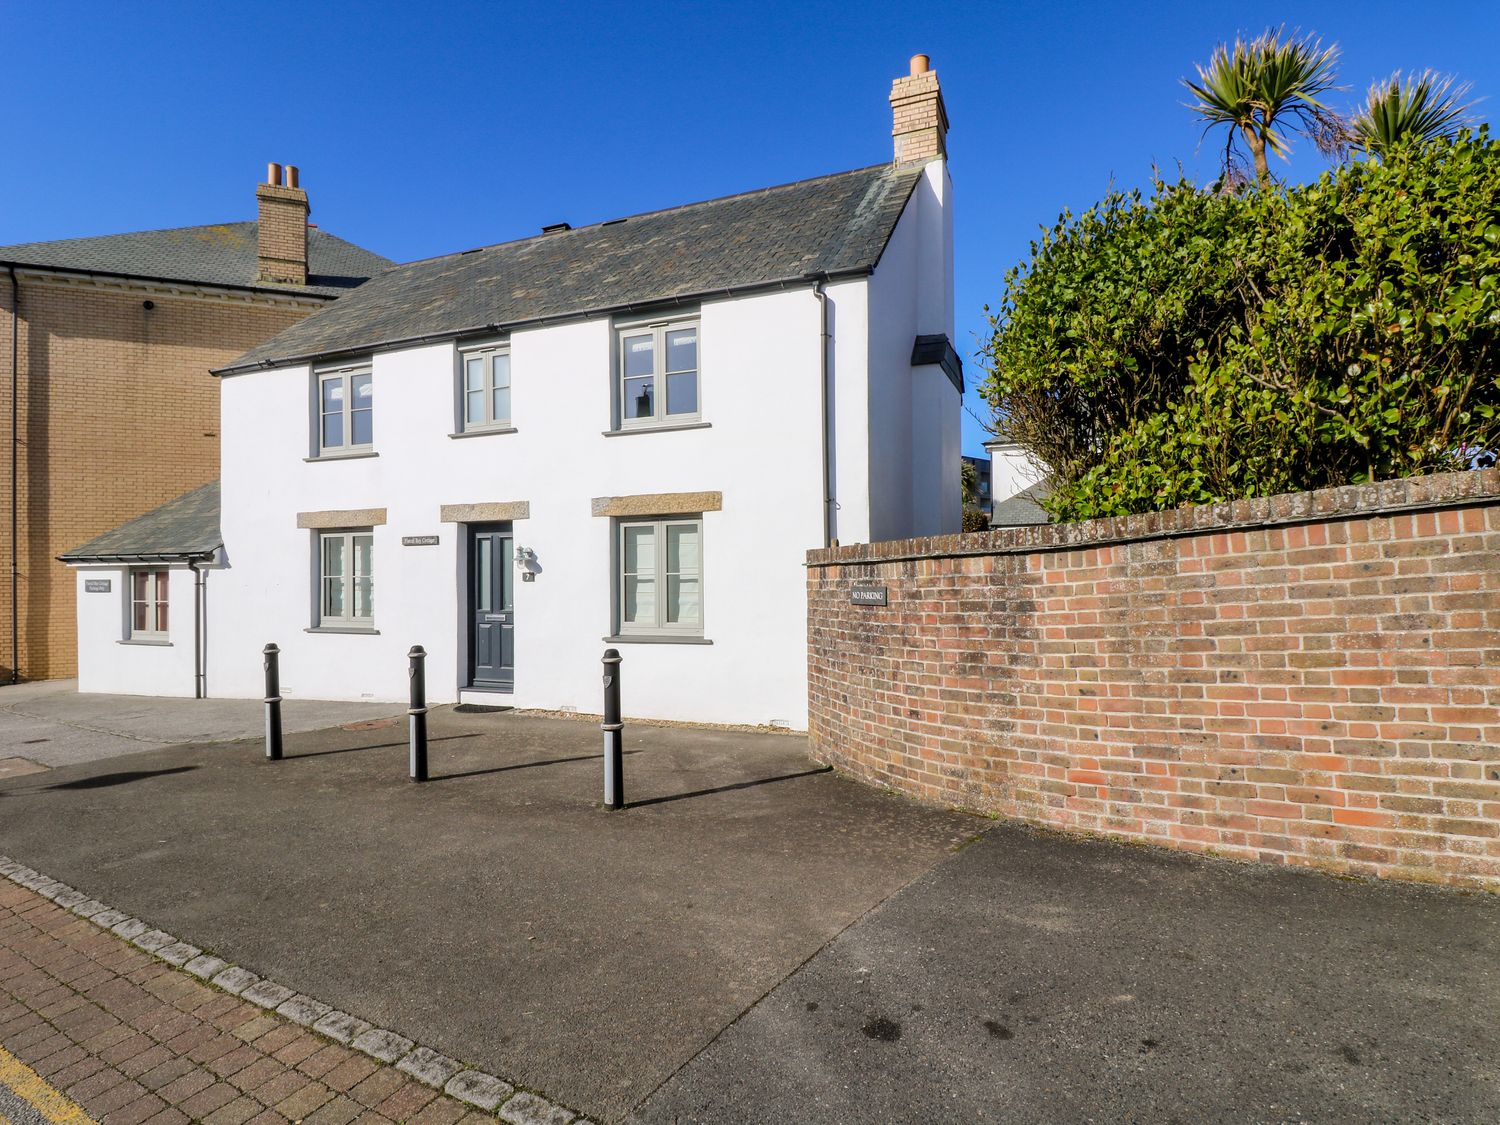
[408,645,429,782]
[263,643,283,761]
[602,648,623,809]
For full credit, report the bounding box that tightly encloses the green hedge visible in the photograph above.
[980,130,1500,521]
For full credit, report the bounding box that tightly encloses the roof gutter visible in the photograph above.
[0,259,340,303]
[58,549,220,566]
[211,267,876,377]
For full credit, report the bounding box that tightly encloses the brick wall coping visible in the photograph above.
[809,468,1500,568]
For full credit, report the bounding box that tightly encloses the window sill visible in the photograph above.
[449,426,518,440]
[602,634,713,645]
[602,421,711,437]
[304,626,381,635]
[118,638,172,647]
[304,450,379,463]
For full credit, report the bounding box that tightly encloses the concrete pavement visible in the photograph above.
[0,681,400,768]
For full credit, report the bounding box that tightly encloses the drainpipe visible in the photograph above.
[812,279,834,548]
[7,265,17,684]
[191,559,207,699]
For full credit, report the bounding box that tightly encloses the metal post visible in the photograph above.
[262,643,282,761]
[602,648,623,809]
[408,645,428,782]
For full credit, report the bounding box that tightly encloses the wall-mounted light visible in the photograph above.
[514,546,541,582]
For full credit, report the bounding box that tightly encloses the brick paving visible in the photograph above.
[0,879,581,1124]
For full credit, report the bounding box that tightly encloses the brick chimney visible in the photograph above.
[256,162,309,285]
[890,54,948,165]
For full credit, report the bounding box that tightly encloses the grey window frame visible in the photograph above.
[456,341,513,433]
[317,529,376,628]
[127,567,170,641]
[615,516,704,638]
[614,315,700,430]
[314,362,374,456]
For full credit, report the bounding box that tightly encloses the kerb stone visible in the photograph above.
[242,980,296,1009]
[211,967,261,996]
[395,1045,463,1088]
[444,1070,513,1111]
[350,1028,414,1064]
[311,1011,372,1045]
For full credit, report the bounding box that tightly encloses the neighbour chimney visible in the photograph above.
[256,162,310,285]
[890,53,948,165]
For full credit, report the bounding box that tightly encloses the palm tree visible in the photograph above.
[1349,71,1477,155]
[1185,29,1344,186]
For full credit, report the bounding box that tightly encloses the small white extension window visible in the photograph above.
[618,517,703,636]
[459,343,512,431]
[319,531,375,627]
[617,318,699,428]
[317,364,373,454]
[129,569,169,640]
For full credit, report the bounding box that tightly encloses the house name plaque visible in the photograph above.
[84,579,112,593]
[402,535,440,547]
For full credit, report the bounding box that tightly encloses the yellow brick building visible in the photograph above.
[0,165,390,680]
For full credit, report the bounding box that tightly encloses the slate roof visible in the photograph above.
[0,223,392,299]
[989,479,1054,528]
[59,482,221,563]
[217,163,923,375]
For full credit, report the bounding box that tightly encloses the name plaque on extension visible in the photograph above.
[850,585,888,606]
[401,535,440,547]
[85,578,112,593]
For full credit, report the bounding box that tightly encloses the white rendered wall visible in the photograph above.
[75,566,199,697]
[986,440,1048,502]
[208,287,828,726]
[824,277,871,546]
[865,158,960,541]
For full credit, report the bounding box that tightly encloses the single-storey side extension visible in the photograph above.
[65,57,960,727]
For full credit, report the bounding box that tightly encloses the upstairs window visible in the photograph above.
[319,531,375,627]
[459,343,512,431]
[317,364,373,455]
[129,569,169,641]
[617,318,699,428]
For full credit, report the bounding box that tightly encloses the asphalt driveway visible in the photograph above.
[0,708,977,1121]
[2,706,1497,1122]
[637,824,1500,1123]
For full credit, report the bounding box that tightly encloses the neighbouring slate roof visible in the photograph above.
[59,482,221,563]
[217,163,924,375]
[0,223,392,298]
[990,479,1054,528]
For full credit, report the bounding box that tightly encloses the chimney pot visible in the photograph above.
[284,165,300,189]
[266,162,282,186]
[910,54,929,75]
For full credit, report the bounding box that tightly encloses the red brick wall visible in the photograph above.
[807,470,1500,889]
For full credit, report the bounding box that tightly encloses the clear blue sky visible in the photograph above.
[3,1,1497,455]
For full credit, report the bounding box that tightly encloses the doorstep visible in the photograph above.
[458,688,514,708]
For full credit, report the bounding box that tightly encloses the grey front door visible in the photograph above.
[468,524,514,689]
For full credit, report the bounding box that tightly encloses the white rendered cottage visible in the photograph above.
[64,57,959,727]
